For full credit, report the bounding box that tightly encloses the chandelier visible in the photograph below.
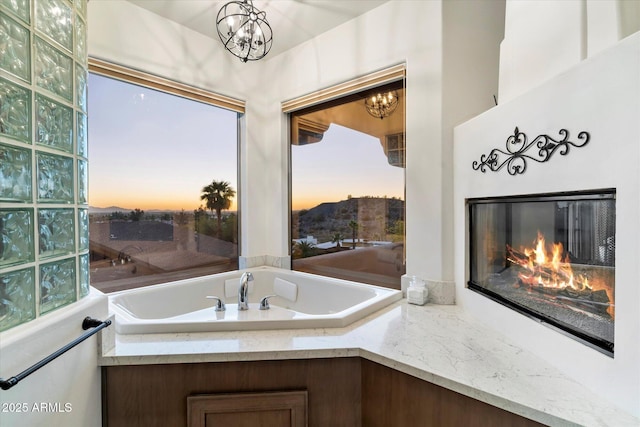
[216,0,273,62]
[364,91,399,119]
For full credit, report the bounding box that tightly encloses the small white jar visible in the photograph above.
[407,276,428,305]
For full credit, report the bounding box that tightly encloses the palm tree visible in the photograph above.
[200,180,236,238]
[294,241,317,258]
[348,220,359,249]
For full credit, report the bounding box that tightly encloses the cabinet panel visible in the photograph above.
[188,391,307,427]
[361,359,545,427]
[102,358,360,427]
[103,357,544,427]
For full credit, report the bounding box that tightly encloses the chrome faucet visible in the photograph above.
[238,272,253,310]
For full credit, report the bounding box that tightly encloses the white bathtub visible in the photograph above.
[109,267,402,334]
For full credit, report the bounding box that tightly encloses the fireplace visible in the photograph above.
[468,189,615,355]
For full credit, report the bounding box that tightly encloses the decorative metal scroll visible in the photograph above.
[472,127,590,175]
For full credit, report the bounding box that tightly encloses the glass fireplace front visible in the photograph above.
[468,189,615,355]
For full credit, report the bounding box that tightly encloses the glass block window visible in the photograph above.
[0,76,31,143]
[0,0,30,25]
[0,0,89,332]
[0,11,30,82]
[0,142,32,201]
[36,151,74,203]
[0,267,36,332]
[35,0,73,52]
[35,93,74,153]
[34,36,73,102]
[0,208,34,267]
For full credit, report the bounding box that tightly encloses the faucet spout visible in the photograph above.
[238,272,253,310]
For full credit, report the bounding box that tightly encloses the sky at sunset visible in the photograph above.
[88,73,238,212]
[88,74,404,213]
[291,124,404,210]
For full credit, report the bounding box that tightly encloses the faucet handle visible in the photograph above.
[259,295,277,310]
[206,296,226,311]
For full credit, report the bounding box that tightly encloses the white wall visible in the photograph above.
[246,0,445,276]
[244,0,505,283]
[88,0,247,100]
[454,33,640,417]
[441,0,505,281]
[0,292,108,427]
[87,0,504,284]
[499,0,640,103]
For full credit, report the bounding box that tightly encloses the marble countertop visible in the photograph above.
[99,301,639,427]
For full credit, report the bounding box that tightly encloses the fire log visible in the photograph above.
[507,245,574,284]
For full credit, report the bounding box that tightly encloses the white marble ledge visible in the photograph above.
[99,302,639,427]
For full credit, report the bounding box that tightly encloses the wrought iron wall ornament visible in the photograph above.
[472,127,590,175]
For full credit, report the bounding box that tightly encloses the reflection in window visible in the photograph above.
[290,83,405,289]
[88,72,239,292]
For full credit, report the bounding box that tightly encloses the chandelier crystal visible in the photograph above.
[216,0,273,62]
[364,91,399,119]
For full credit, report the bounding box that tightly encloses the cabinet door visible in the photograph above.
[187,391,307,427]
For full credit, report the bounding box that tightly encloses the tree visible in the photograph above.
[129,208,144,221]
[331,232,343,248]
[200,180,236,238]
[294,241,317,258]
[348,220,359,249]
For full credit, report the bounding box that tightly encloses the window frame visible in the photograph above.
[87,58,245,291]
[285,64,407,287]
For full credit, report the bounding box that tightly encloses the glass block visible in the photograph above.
[35,0,73,52]
[0,143,32,202]
[35,36,73,102]
[0,77,31,143]
[75,62,87,112]
[0,12,30,82]
[35,93,73,153]
[0,267,36,332]
[79,252,89,298]
[75,0,86,20]
[36,151,74,203]
[76,111,87,157]
[0,208,34,267]
[0,0,31,24]
[74,14,86,63]
[38,208,75,258]
[77,159,87,204]
[40,257,76,314]
[78,208,88,250]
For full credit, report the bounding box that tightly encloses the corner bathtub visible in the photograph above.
[109,267,402,334]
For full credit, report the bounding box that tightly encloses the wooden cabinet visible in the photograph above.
[102,358,360,427]
[102,358,544,427]
[187,391,307,427]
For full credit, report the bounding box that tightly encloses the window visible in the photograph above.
[289,76,406,289]
[87,61,242,293]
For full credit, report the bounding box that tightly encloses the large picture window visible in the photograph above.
[289,76,406,289]
[87,61,242,292]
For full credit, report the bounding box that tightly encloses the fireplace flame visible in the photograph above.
[510,232,591,291]
[506,232,614,318]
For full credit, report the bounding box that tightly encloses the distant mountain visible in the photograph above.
[89,206,129,214]
[89,206,195,214]
[292,197,404,243]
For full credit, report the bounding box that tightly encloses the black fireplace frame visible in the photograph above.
[467,189,615,356]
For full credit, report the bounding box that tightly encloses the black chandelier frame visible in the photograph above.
[216,0,273,62]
